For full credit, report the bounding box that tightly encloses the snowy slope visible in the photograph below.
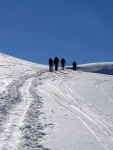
[67,62,113,75]
[0,53,113,150]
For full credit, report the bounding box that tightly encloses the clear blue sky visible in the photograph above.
[0,0,113,65]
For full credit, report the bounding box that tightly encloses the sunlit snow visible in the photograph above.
[0,53,113,150]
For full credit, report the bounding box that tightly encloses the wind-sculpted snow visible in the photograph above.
[0,53,113,150]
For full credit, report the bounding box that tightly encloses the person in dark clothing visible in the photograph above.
[72,61,77,71]
[54,57,59,71]
[61,58,66,70]
[49,58,53,72]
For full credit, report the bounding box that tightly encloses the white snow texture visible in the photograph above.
[0,53,113,150]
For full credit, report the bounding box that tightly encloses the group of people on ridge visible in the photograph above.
[49,57,77,72]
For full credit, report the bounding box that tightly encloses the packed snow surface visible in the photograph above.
[0,53,113,150]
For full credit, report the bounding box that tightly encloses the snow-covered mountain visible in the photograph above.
[0,53,113,150]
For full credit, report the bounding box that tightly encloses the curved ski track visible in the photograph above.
[1,68,113,150]
[37,70,113,150]
[0,69,49,150]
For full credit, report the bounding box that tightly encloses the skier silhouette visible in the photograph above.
[72,61,77,71]
[54,57,59,71]
[49,58,53,72]
[61,58,66,70]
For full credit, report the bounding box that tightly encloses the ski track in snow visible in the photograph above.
[0,54,113,150]
[95,80,113,104]
[0,77,34,149]
[0,68,50,150]
[37,70,113,150]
